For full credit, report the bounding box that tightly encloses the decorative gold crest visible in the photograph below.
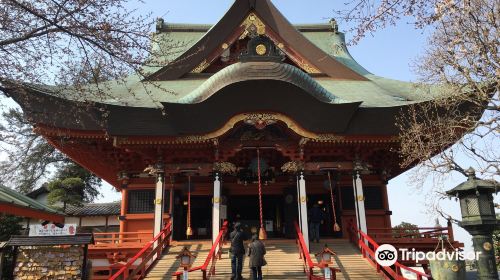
[255,44,267,55]
[154,198,162,205]
[483,242,492,251]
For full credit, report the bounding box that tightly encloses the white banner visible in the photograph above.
[29,224,77,236]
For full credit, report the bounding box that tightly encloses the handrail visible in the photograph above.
[348,221,432,280]
[368,227,451,239]
[294,221,340,280]
[173,220,229,279]
[109,221,172,280]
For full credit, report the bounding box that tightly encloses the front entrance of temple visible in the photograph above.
[227,195,287,238]
[172,184,344,240]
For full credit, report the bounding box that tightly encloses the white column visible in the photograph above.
[153,173,165,247]
[296,176,302,233]
[353,171,368,234]
[212,173,221,245]
[298,172,309,251]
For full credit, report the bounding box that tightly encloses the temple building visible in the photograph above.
[4,0,467,278]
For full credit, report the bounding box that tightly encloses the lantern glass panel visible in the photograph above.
[479,194,493,215]
[463,195,480,216]
[322,252,331,262]
[181,255,190,266]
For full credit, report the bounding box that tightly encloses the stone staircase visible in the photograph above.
[310,240,384,280]
[145,239,383,280]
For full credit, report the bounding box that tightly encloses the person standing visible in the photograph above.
[248,234,266,280]
[309,203,324,243]
[230,222,247,280]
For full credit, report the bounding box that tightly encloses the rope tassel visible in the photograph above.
[327,171,341,232]
[257,149,267,240]
[186,175,193,237]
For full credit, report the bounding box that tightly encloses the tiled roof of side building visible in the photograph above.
[0,185,61,215]
[64,202,121,216]
[7,234,94,246]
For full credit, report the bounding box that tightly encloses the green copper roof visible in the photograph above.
[20,23,442,109]
[0,185,61,215]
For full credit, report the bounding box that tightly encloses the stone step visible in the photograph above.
[145,239,384,280]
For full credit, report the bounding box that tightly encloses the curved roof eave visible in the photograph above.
[177,62,347,104]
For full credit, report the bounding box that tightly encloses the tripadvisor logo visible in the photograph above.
[375,244,398,266]
[375,244,481,267]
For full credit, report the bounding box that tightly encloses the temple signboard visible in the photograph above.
[29,224,77,236]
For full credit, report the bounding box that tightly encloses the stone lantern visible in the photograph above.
[446,167,499,280]
[315,244,336,279]
[176,247,197,279]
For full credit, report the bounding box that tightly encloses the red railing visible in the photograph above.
[348,221,432,280]
[109,221,172,280]
[294,221,340,280]
[174,221,229,280]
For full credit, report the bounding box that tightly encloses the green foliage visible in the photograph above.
[54,163,101,203]
[47,177,86,211]
[393,221,420,238]
[0,215,23,241]
[0,108,65,193]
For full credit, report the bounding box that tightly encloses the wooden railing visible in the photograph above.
[92,231,153,247]
[294,221,340,280]
[348,221,432,280]
[174,221,229,280]
[109,221,172,280]
[368,220,455,243]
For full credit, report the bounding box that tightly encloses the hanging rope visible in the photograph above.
[257,149,266,240]
[327,171,341,232]
[186,175,193,237]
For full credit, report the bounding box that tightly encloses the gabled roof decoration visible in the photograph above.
[147,0,367,81]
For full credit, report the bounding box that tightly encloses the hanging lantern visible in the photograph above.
[327,171,341,232]
[186,175,193,237]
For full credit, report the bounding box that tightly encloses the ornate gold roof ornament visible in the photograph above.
[190,59,209,73]
[296,61,321,74]
[213,162,237,175]
[244,113,278,129]
[255,44,267,55]
[281,161,305,174]
[313,134,346,142]
[240,12,266,39]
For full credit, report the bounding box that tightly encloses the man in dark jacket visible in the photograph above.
[309,203,324,243]
[248,234,266,280]
[230,222,247,280]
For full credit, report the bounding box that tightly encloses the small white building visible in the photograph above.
[26,186,120,233]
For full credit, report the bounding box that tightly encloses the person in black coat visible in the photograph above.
[248,234,266,280]
[309,203,325,243]
[230,222,247,280]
